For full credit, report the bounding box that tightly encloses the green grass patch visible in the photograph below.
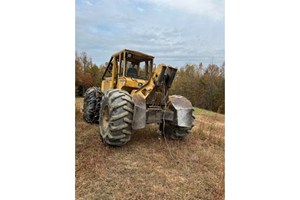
[193,107,223,116]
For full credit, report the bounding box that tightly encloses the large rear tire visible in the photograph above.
[83,87,103,123]
[99,89,134,146]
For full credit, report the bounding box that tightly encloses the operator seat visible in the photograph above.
[127,67,138,78]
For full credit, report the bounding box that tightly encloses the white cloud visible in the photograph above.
[137,7,144,12]
[83,0,92,6]
[76,0,224,67]
[143,0,224,21]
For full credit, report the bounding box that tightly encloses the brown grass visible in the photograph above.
[76,97,224,200]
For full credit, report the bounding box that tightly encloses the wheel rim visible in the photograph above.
[102,106,109,132]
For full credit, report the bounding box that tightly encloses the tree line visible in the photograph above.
[75,52,225,114]
[75,52,106,96]
[169,63,225,114]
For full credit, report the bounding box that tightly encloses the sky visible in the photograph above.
[76,0,224,68]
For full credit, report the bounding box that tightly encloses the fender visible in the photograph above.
[167,95,194,127]
[131,93,147,130]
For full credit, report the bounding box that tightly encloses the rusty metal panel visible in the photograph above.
[146,107,174,124]
[146,107,162,124]
[132,94,146,129]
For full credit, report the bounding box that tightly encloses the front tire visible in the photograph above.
[99,89,134,146]
[160,123,193,139]
[160,114,195,139]
[160,96,195,139]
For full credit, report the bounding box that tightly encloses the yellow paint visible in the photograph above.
[134,64,164,99]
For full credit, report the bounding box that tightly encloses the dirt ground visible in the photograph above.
[76,98,224,200]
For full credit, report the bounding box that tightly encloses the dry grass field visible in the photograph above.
[76,97,224,200]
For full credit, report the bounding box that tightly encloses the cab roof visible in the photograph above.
[112,49,154,60]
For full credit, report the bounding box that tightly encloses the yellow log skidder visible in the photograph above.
[83,49,194,146]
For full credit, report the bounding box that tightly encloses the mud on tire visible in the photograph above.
[83,87,103,123]
[99,89,134,146]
